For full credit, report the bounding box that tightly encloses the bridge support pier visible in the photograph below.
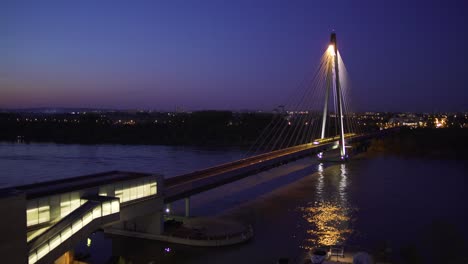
[106,196,165,236]
[185,197,190,217]
[110,210,164,235]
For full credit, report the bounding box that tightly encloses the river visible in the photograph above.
[1,142,467,263]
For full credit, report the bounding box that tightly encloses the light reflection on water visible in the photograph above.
[339,164,348,204]
[300,163,353,249]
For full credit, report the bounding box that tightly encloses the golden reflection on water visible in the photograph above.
[300,163,353,250]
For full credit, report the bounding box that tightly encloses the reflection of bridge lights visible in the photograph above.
[339,164,348,203]
[327,44,336,56]
[316,163,324,201]
[301,163,353,250]
[301,202,351,248]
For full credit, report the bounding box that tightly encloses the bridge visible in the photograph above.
[0,33,398,264]
[164,133,381,205]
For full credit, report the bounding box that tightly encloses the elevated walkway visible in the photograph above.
[28,196,120,264]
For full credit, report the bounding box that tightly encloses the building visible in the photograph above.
[0,171,165,264]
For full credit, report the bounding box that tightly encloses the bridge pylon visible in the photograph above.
[320,32,346,158]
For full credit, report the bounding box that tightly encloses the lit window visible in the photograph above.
[61,227,72,241]
[82,212,93,226]
[27,207,39,226]
[49,235,61,251]
[71,219,82,234]
[111,200,120,213]
[92,206,102,219]
[102,202,111,216]
[150,182,157,195]
[60,192,82,218]
[28,252,37,264]
[37,243,49,259]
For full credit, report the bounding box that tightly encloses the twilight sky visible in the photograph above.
[1,0,467,112]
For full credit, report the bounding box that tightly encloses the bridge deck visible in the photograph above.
[163,130,395,203]
[164,137,339,203]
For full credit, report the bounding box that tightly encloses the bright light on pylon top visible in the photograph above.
[327,44,336,56]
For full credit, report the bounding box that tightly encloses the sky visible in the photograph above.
[1,0,467,112]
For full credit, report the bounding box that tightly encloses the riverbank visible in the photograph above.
[368,127,468,159]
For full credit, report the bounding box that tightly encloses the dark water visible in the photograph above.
[0,142,244,187]
[1,142,467,263]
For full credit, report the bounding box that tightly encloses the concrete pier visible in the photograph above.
[185,197,190,217]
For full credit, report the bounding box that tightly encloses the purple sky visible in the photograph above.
[1,0,467,112]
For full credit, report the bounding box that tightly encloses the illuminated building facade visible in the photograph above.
[0,171,164,264]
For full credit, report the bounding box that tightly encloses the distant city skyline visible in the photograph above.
[2,0,467,112]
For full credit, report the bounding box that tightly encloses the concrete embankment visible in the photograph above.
[106,217,253,246]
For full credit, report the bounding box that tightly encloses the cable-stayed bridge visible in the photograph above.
[1,33,398,264]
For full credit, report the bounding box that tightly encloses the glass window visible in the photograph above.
[130,183,137,200]
[37,198,50,224]
[38,206,50,224]
[137,183,144,198]
[27,200,39,226]
[103,201,112,216]
[144,181,151,196]
[27,207,39,226]
[123,182,130,202]
[60,193,71,218]
[112,179,158,204]
[49,235,61,251]
[60,192,82,218]
[150,182,157,195]
[111,200,120,213]
[92,206,101,219]
[115,183,123,202]
[83,211,93,226]
[28,252,37,264]
[70,192,80,212]
[72,219,82,234]
[61,226,72,241]
[37,243,49,259]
